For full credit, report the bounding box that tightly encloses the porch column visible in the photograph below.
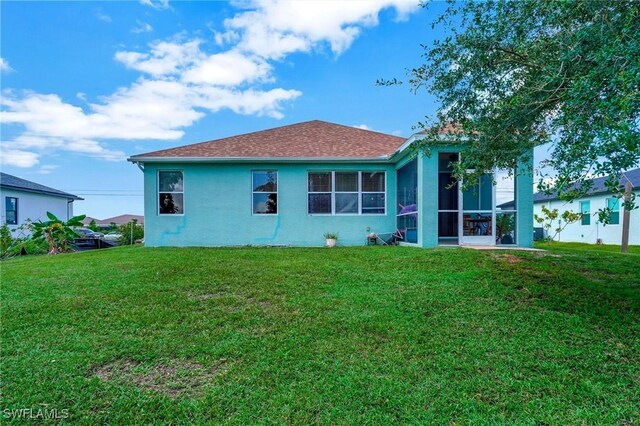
[516,156,534,247]
[419,152,439,247]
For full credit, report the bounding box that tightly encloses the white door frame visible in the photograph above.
[459,171,496,246]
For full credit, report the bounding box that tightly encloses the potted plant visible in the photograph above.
[496,214,515,244]
[323,232,338,247]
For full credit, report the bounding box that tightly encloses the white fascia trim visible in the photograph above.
[389,133,469,161]
[127,156,392,164]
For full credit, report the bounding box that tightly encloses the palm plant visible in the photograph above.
[32,212,86,254]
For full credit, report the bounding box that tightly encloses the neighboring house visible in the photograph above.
[128,120,533,248]
[0,173,82,232]
[83,214,144,229]
[533,168,640,245]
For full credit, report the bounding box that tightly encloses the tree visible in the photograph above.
[534,205,582,244]
[31,212,86,254]
[382,0,639,216]
[87,219,100,232]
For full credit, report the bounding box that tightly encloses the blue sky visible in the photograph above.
[0,0,512,218]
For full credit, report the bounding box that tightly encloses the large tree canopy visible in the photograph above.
[389,0,639,213]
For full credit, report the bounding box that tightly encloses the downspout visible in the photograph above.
[67,199,73,221]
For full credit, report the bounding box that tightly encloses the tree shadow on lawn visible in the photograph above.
[486,251,639,324]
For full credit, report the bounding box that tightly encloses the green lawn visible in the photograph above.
[534,240,640,254]
[2,244,639,424]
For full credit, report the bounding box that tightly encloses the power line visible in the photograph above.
[74,194,142,197]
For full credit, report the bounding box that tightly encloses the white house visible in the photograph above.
[533,168,640,245]
[0,173,82,233]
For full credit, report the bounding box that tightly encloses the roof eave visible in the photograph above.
[0,184,83,201]
[388,133,468,161]
[128,155,393,164]
[533,186,640,203]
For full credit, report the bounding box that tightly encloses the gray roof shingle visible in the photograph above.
[0,173,82,200]
[534,167,640,203]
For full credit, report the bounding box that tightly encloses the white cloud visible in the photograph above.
[96,11,112,23]
[216,0,419,59]
[115,40,272,86]
[182,51,272,86]
[115,39,202,77]
[140,0,170,10]
[36,165,59,175]
[0,148,39,168]
[2,135,126,167]
[1,1,419,168]
[194,87,301,119]
[132,20,153,34]
[353,124,373,131]
[0,58,14,73]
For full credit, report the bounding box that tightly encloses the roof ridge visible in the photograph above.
[135,120,328,157]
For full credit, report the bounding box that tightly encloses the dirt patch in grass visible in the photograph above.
[92,359,227,398]
[246,297,272,309]
[190,292,225,300]
[491,253,525,265]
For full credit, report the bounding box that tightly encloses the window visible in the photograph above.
[308,171,386,215]
[335,172,358,214]
[361,172,385,214]
[253,171,278,214]
[158,171,184,215]
[607,198,620,224]
[580,201,590,225]
[5,197,18,225]
[308,172,332,214]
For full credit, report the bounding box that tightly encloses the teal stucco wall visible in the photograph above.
[396,145,533,248]
[143,162,397,247]
[141,148,534,248]
[516,156,534,248]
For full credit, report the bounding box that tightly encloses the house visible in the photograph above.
[82,214,144,229]
[128,120,533,248]
[0,172,82,232]
[533,168,640,245]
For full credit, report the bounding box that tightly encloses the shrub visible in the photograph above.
[116,219,144,245]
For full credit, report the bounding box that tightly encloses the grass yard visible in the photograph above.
[1,244,639,424]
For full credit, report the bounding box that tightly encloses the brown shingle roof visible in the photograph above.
[130,120,405,160]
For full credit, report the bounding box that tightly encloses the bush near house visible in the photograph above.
[0,223,48,258]
[2,245,638,424]
[115,219,144,245]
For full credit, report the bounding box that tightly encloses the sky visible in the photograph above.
[0,0,548,218]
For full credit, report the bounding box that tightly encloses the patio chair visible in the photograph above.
[374,229,405,245]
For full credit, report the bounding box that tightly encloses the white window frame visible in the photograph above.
[494,168,517,245]
[307,171,386,216]
[5,196,18,225]
[157,170,184,216]
[252,170,278,216]
[335,171,360,216]
[606,197,620,225]
[307,171,334,215]
[360,171,387,215]
[580,200,591,226]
